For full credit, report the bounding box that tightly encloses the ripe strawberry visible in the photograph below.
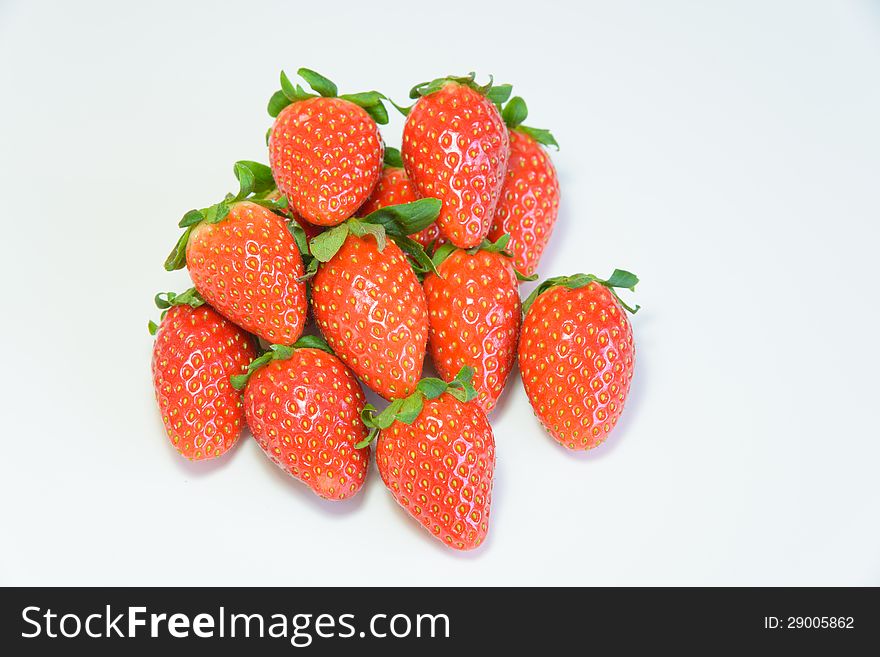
[149,289,256,460]
[232,339,370,501]
[401,74,510,248]
[165,161,308,346]
[267,68,388,226]
[519,271,639,450]
[360,367,495,550]
[422,236,522,412]
[309,199,440,399]
[359,147,443,248]
[488,96,560,278]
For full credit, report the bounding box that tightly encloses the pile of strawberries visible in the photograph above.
[150,69,639,551]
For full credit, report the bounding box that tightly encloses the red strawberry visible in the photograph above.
[401,74,510,248]
[423,237,521,412]
[360,367,495,550]
[488,97,560,278]
[519,271,639,450]
[309,199,440,399]
[267,69,388,226]
[165,162,308,345]
[150,289,256,460]
[233,339,370,501]
[359,147,443,248]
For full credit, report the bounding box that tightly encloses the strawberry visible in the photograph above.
[359,147,443,248]
[309,199,440,399]
[267,69,388,226]
[359,367,495,550]
[149,289,256,460]
[232,338,370,501]
[488,96,560,278]
[165,161,308,346]
[422,236,523,412]
[519,270,639,450]
[401,74,511,248]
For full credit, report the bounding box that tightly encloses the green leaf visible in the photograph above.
[355,102,387,125]
[298,68,338,97]
[235,160,275,195]
[233,162,255,200]
[280,70,298,100]
[297,257,319,282]
[383,146,404,168]
[309,224,349,262]
[409,73,476,99]
[178,209,204,228]
[518,125,559,150]
[148,320,158,336]
[502,96,528,129]
[347,219,387,252]
[515,268,538,282]
[486,83,513,107]
[287,220,310,255]
[267,90,291,118]
[393,235,438,276]
[231,343,296,391]
[354,427,378,450]
[388,98,412,117]
[603,268,639,291]
[431,242,457,269]
[417,377,448,400]
[155,288,205,310]
[396,393,424,425]
[268,343,295,360]
[363,198,441,237]
[292,334,333,354]
[339,90,384,106]
[521,271,640,315]
[475,233,511,255]
[447,365,477,403]
[164,226,193,271]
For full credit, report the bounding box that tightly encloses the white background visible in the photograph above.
[1,0,878,586]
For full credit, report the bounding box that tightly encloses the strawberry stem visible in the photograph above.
[522,270,640,315]
[230,336,333,391]
[355,367,476,449]
[268,69,390,124]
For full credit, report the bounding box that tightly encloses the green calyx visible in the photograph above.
[355,366,477,449]
[383,146,404,169]
[147,288,205,335]
[396,73,511,116]
[430,234,537,282]
[522,269,640,316]
[164,160,288,271]
[230,335,334,391]
[304,198,442,279]
[268,68,389,125]
[501,96,559,150]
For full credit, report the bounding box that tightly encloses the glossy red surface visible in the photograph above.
[489,129,560,278]
[377,394,495,550]
[186,201,307,345]
[269,97,384,226]
[519,283,635,450]
[244,348,369,501]
[423,249,521,412]
[402,83,509,248]
[152,305,255,460]
[311,235,428,400]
